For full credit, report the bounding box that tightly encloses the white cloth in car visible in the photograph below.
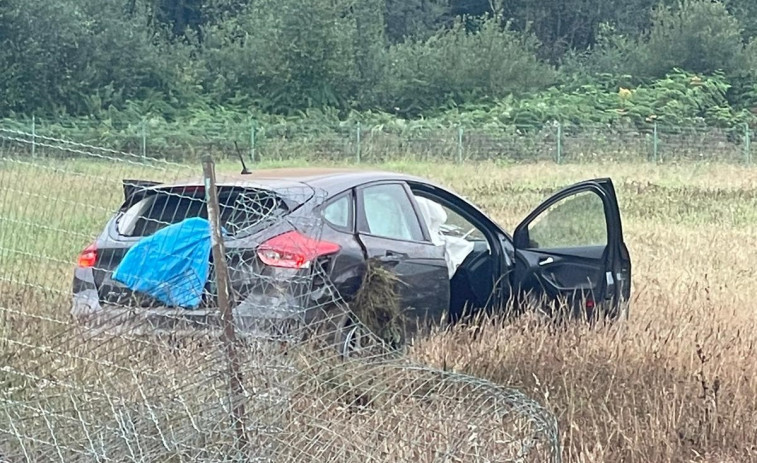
[414,196,475,278]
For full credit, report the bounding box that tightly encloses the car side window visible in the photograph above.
[360,184,424,241]
[322,193,352,231]
[413,194,487,243]
[527,190,608,249]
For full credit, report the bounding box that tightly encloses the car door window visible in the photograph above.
[360,184,424,241]
[414,195,486,243]
[527,190,607,249]
[322,194,352,231]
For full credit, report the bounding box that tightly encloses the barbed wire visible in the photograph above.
[0,131,562,462]
[0,127,185,168]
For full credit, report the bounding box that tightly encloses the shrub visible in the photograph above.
[374,15,556,117]
[634,0,748,78]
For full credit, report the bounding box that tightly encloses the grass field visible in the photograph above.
[2,153,757,462]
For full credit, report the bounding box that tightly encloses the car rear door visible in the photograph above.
[354,182,450,333]
[511,178,631,319]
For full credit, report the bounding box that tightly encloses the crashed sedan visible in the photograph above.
[71,168,632,349]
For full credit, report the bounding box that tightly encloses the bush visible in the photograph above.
[374,15,557,117]
[634,0,748,79]
[0,0,195,117]
[438,69,754,129]
[199,0,361,114]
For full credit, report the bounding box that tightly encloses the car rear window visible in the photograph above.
[116,186,289,238]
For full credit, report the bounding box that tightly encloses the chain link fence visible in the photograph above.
[1,117,753,164]
[0,128,562,462]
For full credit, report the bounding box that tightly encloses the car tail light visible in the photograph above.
[257,231,340,269]
[77,243,98,268]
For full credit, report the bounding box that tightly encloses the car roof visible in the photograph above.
[163,167,433,197]
[136,167,503,235]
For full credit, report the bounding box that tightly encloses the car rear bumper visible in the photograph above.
[71,289,311,340]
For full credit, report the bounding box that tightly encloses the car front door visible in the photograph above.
[355,182,450,334]
[511,178,631,319]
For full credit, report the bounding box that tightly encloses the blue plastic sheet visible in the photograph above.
[113,217,213,308]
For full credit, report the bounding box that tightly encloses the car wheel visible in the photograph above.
[309,304,370,359]
[337,317,365,359]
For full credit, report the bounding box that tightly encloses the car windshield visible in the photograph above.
[116,186,289,238]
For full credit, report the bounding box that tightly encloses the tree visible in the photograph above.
[199,0,360,113]
[634,0,747,78]
[0,0,194,116]
[384,0,448,43]
[724,0,757,41]
[150,0,204,36]
[376,15,556,116]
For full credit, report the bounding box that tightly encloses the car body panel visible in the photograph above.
[352,180,450,332]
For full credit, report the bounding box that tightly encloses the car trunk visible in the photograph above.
[92,184,293,308]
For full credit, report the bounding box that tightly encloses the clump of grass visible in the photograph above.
[350,258,406,349]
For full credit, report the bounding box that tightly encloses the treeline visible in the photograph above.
[1,0,755,124]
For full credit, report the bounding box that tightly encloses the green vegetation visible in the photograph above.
[1,0,756,141]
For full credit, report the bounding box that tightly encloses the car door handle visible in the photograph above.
[377,250,407,264]
[538,257,555,266]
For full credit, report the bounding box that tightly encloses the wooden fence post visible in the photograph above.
[202,156,248,454]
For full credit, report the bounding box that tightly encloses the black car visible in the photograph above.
[71,168,631,347]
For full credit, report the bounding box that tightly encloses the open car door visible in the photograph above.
[511,178,631,319]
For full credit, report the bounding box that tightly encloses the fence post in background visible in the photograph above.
[31,115,36,158]
[202,156,248,454]
[356,122,362,164]
[140,119,147,159]
[555,122,562,164]
[457,125,464,164]
[653,122,659,163]
[745,123,752,165]
[249,120,256,164]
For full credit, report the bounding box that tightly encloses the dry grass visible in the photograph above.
[2,155,757,461]
[350,259,405,348]
[397,161,757,462]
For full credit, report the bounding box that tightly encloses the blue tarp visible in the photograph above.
[113,217,213,309]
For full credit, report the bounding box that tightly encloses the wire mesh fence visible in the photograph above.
[2,117,753,164]
[0,129,562,462]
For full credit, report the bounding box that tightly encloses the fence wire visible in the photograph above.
[0,130,561,462]
[2,118,753,164]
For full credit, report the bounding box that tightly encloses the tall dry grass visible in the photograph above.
[400,161,757,462]
[2,156,757,461]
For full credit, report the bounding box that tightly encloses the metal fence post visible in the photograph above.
[556,122,562,164]
[356,122,362,164]
[745,123,752,165]
[653,122,659,163]
[31,115,36,158]
[202,156,248,454]
[140,119,147,159]
[457,125,464,164]
[250,121,256,164]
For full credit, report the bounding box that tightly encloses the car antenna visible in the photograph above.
[234,141,251,175]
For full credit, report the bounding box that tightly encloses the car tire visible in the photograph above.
[335,315,365,359]
[309,304,369,359]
